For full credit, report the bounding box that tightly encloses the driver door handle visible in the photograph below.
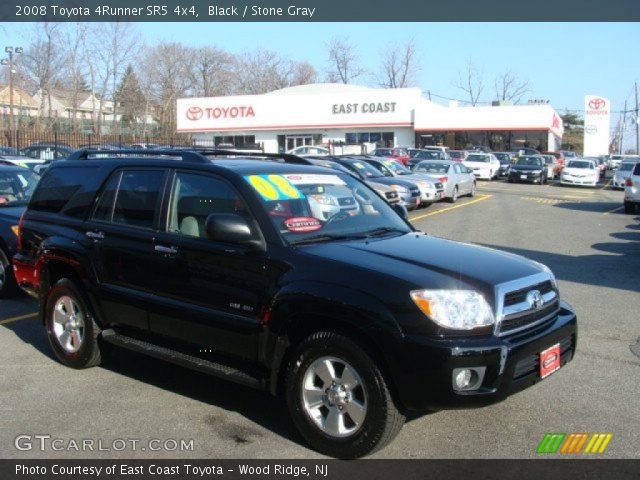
[154,245,178,255]
[85,231,104,240]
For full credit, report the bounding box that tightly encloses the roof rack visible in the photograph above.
[67,149,210,164]
[67,148,313,166]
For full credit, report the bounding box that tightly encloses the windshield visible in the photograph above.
[382,160,411,175]
[245,172,411,244]
[516,157,543,167]
[494,153,510,163]
[567,160,593,169]
[414,150,445,160]
[414,162,449,174]
[618,163,636,172]
[0,169,40,206]
[466,154,490,163]
[543,156,555,164]
[344,160,385,179]
[374,149,392,156]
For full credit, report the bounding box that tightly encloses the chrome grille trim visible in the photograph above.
[493,272,560,337]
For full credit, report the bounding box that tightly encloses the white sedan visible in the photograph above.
[560,159,600,187]
[462,153,501,180]
[287,146,330,156]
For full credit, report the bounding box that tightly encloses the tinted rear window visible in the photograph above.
[29,166,97,213]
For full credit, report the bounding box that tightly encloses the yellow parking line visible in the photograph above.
[0,312,38,325]
[409,194,492,222]
[603,206,623,215]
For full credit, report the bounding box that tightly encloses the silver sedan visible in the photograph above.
[412,160,476,202]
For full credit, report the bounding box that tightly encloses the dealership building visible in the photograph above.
[177,83,564,153]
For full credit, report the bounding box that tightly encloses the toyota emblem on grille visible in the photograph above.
[526,290,544,310]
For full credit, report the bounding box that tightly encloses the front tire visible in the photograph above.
[44,279,103,369]
[469,182,476,197]
[285,332,405,459]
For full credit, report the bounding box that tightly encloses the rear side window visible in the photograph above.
[634,163,640,176]
[30,166,97,213]
[93,169,166,229]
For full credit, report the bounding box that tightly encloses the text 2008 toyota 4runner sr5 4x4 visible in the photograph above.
[13,150,577,458]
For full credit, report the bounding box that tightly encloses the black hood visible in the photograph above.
[301,233,543,303]
[0,205,25,222]
[510,164,543,172]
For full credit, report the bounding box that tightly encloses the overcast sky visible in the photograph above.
[2,22,639,148]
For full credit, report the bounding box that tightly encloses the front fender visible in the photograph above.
[263,280,405,395]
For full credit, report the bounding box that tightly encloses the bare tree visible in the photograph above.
[326,38,365,84]
[378,40,419,88]
[288,61,318,86]
[61,24,89,132]
[137,42,193,131]
[235,50,298,94]
[494,71,530,104]
[21,23,65,128]
[189,46,236,97]
[454,60,485,106]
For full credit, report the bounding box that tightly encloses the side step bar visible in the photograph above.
[101,329,266,390]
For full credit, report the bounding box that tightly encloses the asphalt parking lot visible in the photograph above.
[1,176,638,459]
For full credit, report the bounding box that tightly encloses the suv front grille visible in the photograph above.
[497,277,560,336]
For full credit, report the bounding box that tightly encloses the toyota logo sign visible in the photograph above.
[588,98,606,110]
[186,106,203,121]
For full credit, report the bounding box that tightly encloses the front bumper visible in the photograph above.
[561,176,597,186]
[397,191,422,210]
[472,169,492,180]
[389,301,577,411]
[508,171,543,183]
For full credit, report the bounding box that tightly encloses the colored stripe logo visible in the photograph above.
[537,433,612,454]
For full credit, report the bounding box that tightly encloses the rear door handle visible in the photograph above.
[86,231,104,240]
[154,245,178,255]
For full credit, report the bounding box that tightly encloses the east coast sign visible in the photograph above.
[176,88,421,132]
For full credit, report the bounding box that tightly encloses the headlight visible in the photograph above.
[390,184,408,193]
[410,290,495,330]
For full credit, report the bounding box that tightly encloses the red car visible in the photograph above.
[542,151,566,175]
[371,147,410,165]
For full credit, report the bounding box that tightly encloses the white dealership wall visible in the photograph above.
[177,83,564,152]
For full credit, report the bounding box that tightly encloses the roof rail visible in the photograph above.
[189,149,311,165]
[67,148,315,166]
[67,149,210,164]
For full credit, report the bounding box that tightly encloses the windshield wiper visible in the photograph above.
[289,233,366,246]
[362,227,408,238]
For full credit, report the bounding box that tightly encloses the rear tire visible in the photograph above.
[0,248,18,298]
[285,332,405,459]
[44,279,103,369]
[448,186,459,203]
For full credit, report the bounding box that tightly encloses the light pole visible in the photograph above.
[1,46,23,146]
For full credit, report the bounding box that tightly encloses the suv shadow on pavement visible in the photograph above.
[552,200,623,214]
[478,228,640,294]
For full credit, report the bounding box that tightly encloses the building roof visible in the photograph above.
[0,84,39,109]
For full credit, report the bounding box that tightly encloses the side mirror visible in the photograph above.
[393,203,408,220]
[205,213,262,250]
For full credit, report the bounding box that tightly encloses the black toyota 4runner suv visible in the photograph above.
[13,150,577,458]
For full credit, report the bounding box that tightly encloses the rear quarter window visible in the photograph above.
[634,163,640,175]
[29,166,98,214]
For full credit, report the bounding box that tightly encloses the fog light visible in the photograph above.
[452,367,486,392]
[454,369,474,389]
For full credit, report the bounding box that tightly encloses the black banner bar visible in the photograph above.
[0,0,638,22]
[2,459,640,480]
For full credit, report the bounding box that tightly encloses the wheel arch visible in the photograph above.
[265,282,406,409]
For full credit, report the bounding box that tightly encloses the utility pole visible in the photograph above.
[619,100,627,154]
[635,82,639,155]
[1,46,23,147]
